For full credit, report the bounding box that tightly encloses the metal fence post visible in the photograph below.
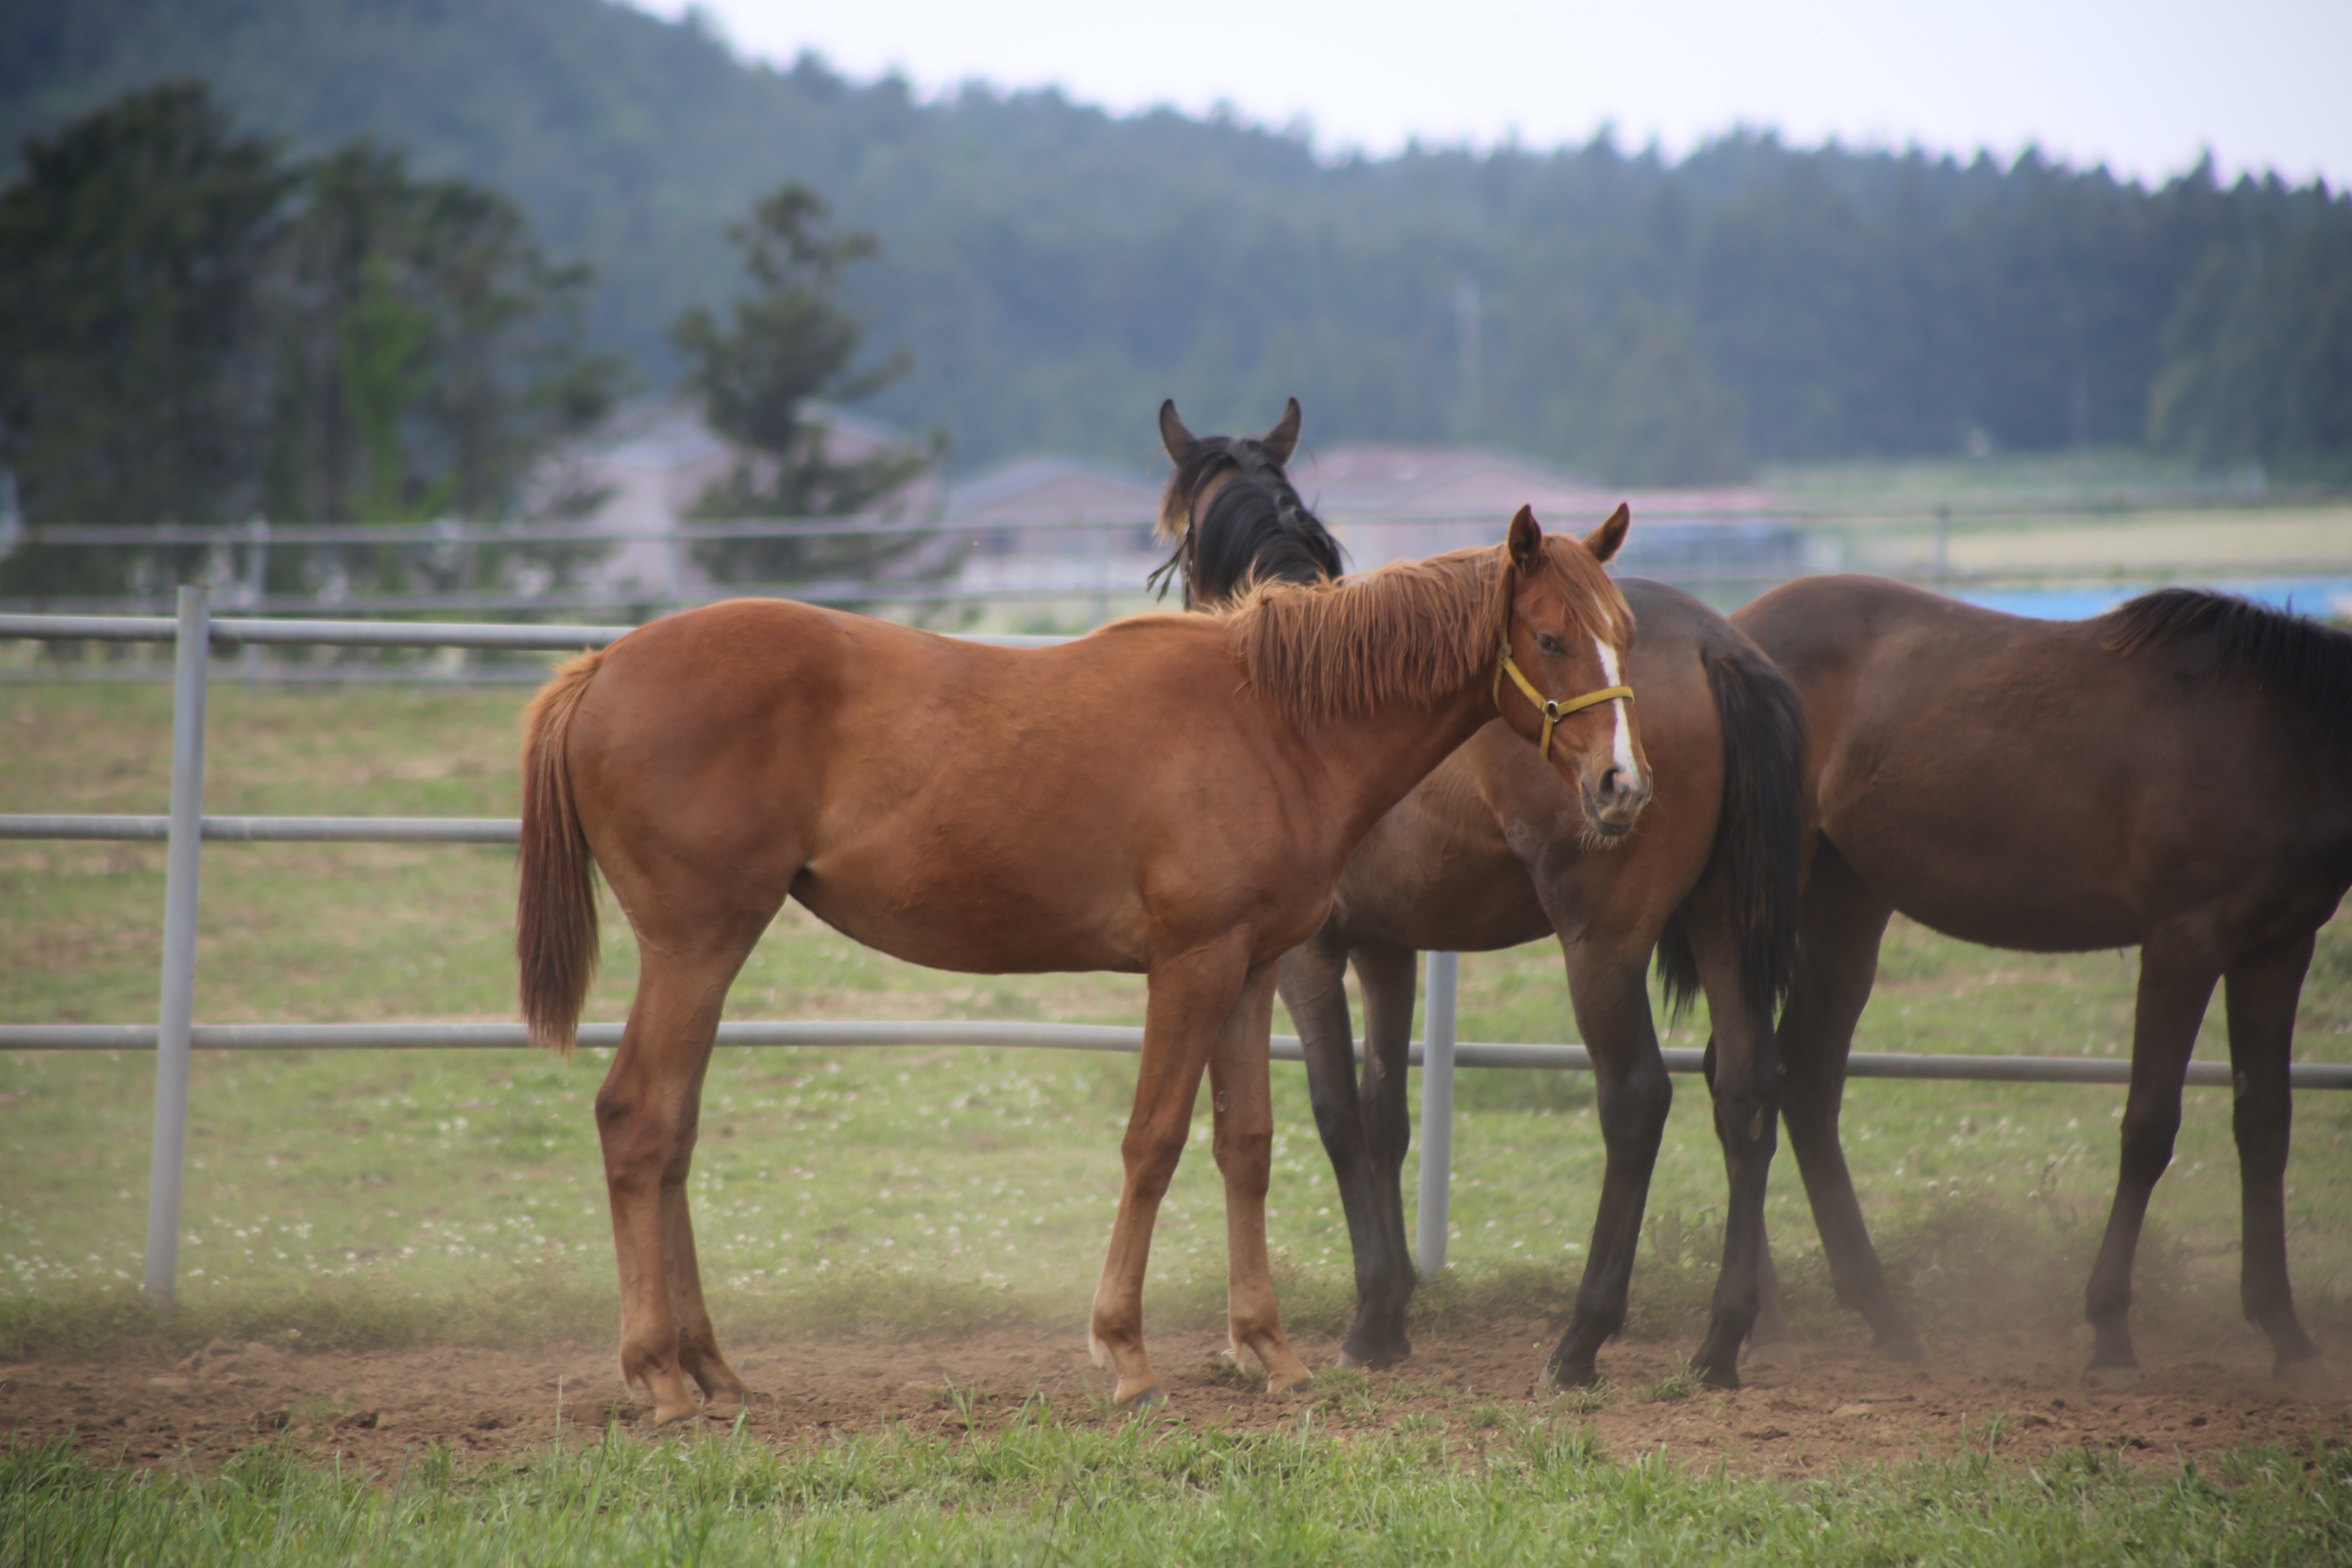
[239,518,267,682]
[143,586,210,1303]
[1414,949,1459,1274]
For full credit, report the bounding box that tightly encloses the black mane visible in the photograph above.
[1150,435,1344,608]
[2103,588,2352,747]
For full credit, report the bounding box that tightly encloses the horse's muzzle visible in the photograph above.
[1584,767,1653,836]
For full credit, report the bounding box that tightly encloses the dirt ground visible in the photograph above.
[8,1316,2349,1479]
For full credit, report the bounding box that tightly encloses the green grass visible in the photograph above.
[7,659,2352,1560]
[1755,448,2352,584]
[5,1418,2349,1567]
[3,679,2351,1361]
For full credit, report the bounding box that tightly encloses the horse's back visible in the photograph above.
[560,598,1312,973]
[1736,575,2350,953]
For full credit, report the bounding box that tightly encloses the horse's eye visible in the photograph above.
[1536,634,1565,655]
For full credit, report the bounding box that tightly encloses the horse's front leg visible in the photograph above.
[1210,958,1314,1394]
[2083,939,2219,1387]
[1088,941,1244,1409]
[2223,930,2333,1385]
[1543,942,1671,1389]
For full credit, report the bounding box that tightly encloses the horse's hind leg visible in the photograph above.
[1352,942,1421,1360]
[1679,902,1782,1389]
[1775,843,1921,1359]
[594,889,783,1425]
[2223,931,2332,1385]
[1279,929,1414,1369]
[1209,958,1314,1396]
[660,1169,747,1419]
[2082,941,2218,1388]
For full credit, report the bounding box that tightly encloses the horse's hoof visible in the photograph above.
[650,1400,702,1428]
[1267,1371,1314,1399]
[1540,1361,1598,1392]
[2085,1364,2140,1391]
[1339,1342,1410,1372]
[1696,1361,1741,1392]
[1743,1339,1800,1369]
[2275,1354,2339,1389]
[1114,1383,1167,1412]
[1874,1336,1928,1365]
[701,1394,744,1424]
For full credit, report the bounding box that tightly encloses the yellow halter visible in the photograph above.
[1493,598,1635,761]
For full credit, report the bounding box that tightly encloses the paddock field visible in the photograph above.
[4,678,2350,1563]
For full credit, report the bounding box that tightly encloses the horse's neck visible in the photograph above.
[1300,681,1500,851]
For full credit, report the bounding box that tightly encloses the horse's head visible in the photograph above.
[1498,503,1652,836]
[1152,397,1343,608]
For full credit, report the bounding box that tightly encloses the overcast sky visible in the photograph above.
[639,0,2349,187]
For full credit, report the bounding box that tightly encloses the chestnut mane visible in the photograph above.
[1223,540,1622,727]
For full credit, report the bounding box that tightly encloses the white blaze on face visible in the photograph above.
[1593,635,1636,781]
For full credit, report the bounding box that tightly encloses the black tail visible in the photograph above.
[1656,641,1807,1025]
[1150,437,1343,607]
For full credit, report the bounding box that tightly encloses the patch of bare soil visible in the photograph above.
[6,1320,2346,1477]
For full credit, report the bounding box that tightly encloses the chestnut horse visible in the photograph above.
[1155,400,1807,1389]
[515,505,1651,1421]
[1735,575,2350,1387]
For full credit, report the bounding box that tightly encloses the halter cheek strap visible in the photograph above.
[1493,601,1634,761]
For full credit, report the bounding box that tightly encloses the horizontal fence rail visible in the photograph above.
[0,611,1064,651]
[8,1020,2345,1091]
[4,488,2303,552]
[0,815,520,843]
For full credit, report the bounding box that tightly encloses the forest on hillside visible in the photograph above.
[4,0,2349,490]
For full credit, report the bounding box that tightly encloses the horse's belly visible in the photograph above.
[1830,816,2147,954]
[1886,884,2143,954]
[791,871,1148,975]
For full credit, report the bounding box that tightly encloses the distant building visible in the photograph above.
[1295,444,1809,585]
[939,456,1165,604]
[1297,445,1616,573]
[543,401,941,600]
[541,416,1807,611]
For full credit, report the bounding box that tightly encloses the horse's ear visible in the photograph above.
[1261,397,1302,463]
[1582,502,1630,564]
[1506,505,1544,573]
[1159,400,1198,463]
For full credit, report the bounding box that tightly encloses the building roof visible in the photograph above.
[942,456,1161,525]
[1299,445,1609,521]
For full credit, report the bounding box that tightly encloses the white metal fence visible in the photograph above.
[4,588,2346,1304]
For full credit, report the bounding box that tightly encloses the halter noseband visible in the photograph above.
[1493,597,1634,760]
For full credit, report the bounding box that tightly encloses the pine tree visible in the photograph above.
[0,80,291,596]
[672,183,939,586]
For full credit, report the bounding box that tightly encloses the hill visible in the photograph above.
[6,0,2347,481]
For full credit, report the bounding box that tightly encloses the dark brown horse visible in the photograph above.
[1156,400,1809,1388]
[1735,575,2350,1387]
[515,502,1651,1422]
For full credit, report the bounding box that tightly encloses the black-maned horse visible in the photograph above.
[1157,399,1822,1388]
[1735,575,2349,1387]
